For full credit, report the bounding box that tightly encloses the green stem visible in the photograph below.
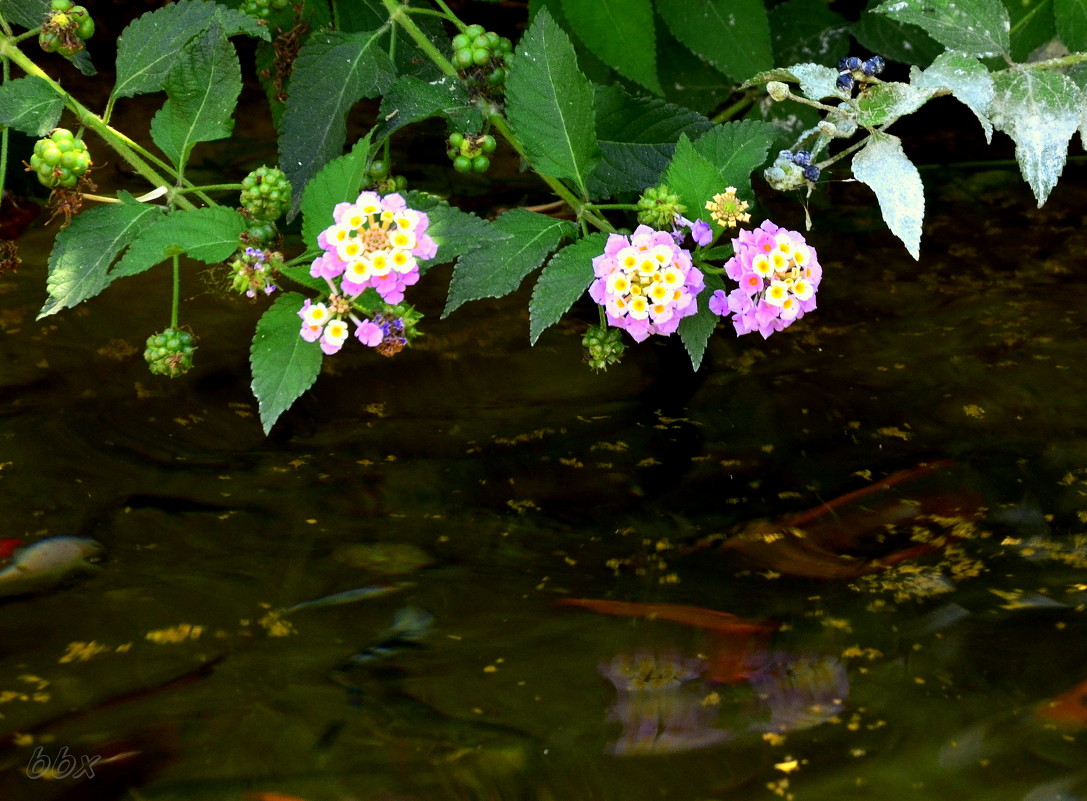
[382,0,457,77]
[711,92,755,124]
[170,253,180,329]
[1,39,196,210]
[175,182,244,195]
[585,203,639,211]
[0,53,8,199]
[1019,51,1087,71]
[430,0,463,28]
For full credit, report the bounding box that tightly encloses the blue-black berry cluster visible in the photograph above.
[786,150,820,183]
[836,55,885,93]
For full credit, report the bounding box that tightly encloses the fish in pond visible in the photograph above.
[1035,677,1087,730]
[331,606,434,700]
[0,536,103,599]
[281,582,409,615]
[0,539,22,560]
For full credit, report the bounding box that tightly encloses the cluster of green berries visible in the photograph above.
[446,132,496,174]
[583,325,625,372]
[39,0,94,56]
[366,160,408,194]
[144,328,196,378]
[636,185,686,229]
[240,166,291,222]
[241,0,289,20]
[836,55,885,93]
[451,25,512,97]
[28,128,92,189]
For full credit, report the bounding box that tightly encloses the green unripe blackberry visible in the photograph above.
[29,128,91,189]
[582,325,625,372]
[39,30,59,52]
[452,48,474,69]
[144,328,196,378]
[471,155,490,173]
[452,33,471,51]
[452,155,472,173]
[480,135,496,155]
[240,166,291,222]
[464,24,485,38]
[448,131,465,149]
[368,160,389,181]
[247,222,277,244]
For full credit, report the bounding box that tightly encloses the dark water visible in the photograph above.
[1,165,1086,801]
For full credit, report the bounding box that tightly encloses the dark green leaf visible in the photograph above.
[853,3,945,68]
[692,119,780,195]
[0,75,64,136]
[443,209,575,317]
[990,69,1081,207]
[657,0,773,82]
[149,23,242,171]
[113,206,246,278]
[561,0,662,94]
[1008,0,1057,62]
[300,136,372,253]
[1055,0,1087,50]
[505,7,601,197]
[371,75,482,145]
[664,135,729,237]
[853,82,939,127]
[529,233,607,343]
[38,195,163,318]
[769,0,851,67]
[678,271,724,370]
[873,0,1010,58]
[279,29,396,219]
[251,292,323,434]
[0,0,46,30]
[405,192,507,271]
[654,16,735,113]
[113,0,266,100]
[586,85,713,198]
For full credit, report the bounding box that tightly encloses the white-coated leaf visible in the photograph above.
[743,63,845,101]
[852,132,925,260]
[990,69,1082,207]
[874,0,1009,58]
[854,82,939,127]
[911,51,994,142]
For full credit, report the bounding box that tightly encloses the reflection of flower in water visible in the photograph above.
[599,651,733,755]
[747,652,849,733]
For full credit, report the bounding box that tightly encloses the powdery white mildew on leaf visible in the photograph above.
[742,63,845,101]
[874,0,1009,58]
[989,70,1082,207]
[852,132,924,260]
[853,82,939,128]
[911,51,994,142]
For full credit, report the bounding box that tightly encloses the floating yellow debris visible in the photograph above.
[145,624,204,644]
[59,641,109,663]
[775,759,800,774]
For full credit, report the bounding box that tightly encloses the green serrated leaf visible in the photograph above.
[664,135,728,237]
[853,3,945,68]
[990,69,1081,207]
[300,136,372,252]
[873,0,1009,58]
[506,7,601,197]
[853,81,939,127]
[769,0,851,67]
[852,131,925,259]
[692,119,780,196]
[112,206,246,279]
[561,0,662,94]
[1055,0,1087,50]
[0,76,65,136]
[744,63,844,101]
[443,209,575,317]
[279,29,396,219]
[911,51,993,141]
[38,195,163,319]
[149,23,241,172]
[113,0,266,101]
[529,233,607,344]
[371,75,482,145]
[585,85,713,198]
[657,0,773,83]
[678,271,724,370]
[0,0,47,30]
[1008,0,1057,62]
[405,192,507,270]
[251,292,323,434]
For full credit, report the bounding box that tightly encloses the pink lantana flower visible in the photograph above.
[708,220,821,339]
[588,225,705,343]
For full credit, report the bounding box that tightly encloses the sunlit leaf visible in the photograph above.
[585,85,713,198]
[911,51,993,142]
[405,193,507,272]
[678,272,725,370]
[873,0,1009,58]
[0,75,64,136]
[852,132,925,260]
[149,23,242,172]
[990,69,1081,207]
[251,292,323,434]
[443,209,575,317]
[692,119,780,196]
[300,136,372,253]
[505,7,601,197]
[38,194,163,318]
[658,0,773,82]
[113,206,246,278]
[529,233,606,344]
[664,135,729,236]
[279,29,396,219]
[561,0,662,94]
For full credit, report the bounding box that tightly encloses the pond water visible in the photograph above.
[1,162,1086,801]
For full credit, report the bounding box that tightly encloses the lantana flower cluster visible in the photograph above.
[589,225,704,343]
[708,220,821,339]
[301,192,436,355]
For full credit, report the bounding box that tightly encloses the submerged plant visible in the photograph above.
[0,0,1084,431]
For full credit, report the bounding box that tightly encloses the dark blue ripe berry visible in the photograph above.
[862,56,886,76]
[838,56,862,72]
[836,72,854,92]
[791,150,812,167]
[802,164,821,182]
